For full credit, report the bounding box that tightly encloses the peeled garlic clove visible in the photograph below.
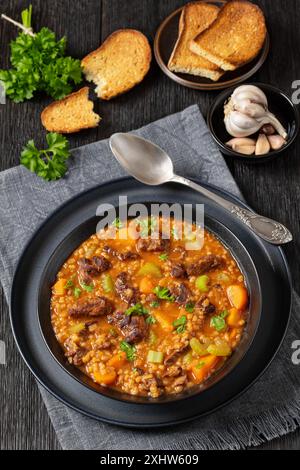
[226,138,256,148]
[255,134,271,155]
[261,124,276,135]
[267,135,287,150]
[234,145,256,155]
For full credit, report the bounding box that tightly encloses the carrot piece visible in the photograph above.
[139,276,155,294]
[227,308,241,327]
[154,311,173,331]
[227,284,248,310]
[107,352,127,369]
[190,355,219,383]
[93,369,117,385]
[229,327,239,342]
[53,278,67,295]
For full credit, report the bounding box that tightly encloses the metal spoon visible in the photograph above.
[109,133,292,245]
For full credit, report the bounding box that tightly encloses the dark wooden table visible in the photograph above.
[0,0,299,450]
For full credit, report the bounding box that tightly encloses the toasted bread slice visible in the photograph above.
[168,2,223,81]
[81,29,151,100]
[41,87,100,133]
[190,1,267,71]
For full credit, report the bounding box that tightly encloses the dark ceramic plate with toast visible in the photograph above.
[154,1,269,91]
[10,177,291,427]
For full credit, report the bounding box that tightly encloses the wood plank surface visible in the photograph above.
[0,0,299,450]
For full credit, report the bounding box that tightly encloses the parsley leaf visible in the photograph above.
[81,283,94,293]
[73,287,81,298]
[0,7,82,102]
[112,217,123,229]
[195,361,206,369]
[146,315,157,325]
[173,315,187,334]
[150,300,160,308]
[159,253,168,261]
[138,217,157,237]
[20,133,70,181]
[153,286,175,302]
[125,303,148,316]
[210,310,228,332]
[65,279,74,289]
[185,302,195,313]
[120,341,136,362]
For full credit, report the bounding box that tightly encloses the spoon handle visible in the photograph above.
[171,174,292,245]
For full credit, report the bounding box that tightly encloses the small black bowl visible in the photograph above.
[207,82,299,163]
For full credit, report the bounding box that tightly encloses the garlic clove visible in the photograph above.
[231,85,268,108]
[255,134,271,155]
[225,111,260,137]
[235,101,267,118]
[234,145,256,155]
[226,138,256,148]
[261,124,276,135]
[267,135,287,150]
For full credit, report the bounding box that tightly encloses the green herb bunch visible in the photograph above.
[0,5,82,102]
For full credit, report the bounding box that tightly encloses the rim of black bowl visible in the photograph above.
[207,82,300,162]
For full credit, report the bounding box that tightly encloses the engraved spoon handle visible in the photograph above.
[171,174,292,245]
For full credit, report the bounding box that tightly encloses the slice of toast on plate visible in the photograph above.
[190,0,267,71]
[168,2,223,81]
[41,87,100,133]
[81,29,151,100]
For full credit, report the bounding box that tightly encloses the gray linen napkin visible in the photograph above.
[0,105,300,450]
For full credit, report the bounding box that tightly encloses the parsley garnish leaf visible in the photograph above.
[185,302,195,313]
[120,341,136,361]
[20,133,70,181]
[125,303,148,316]
[153,286,175,302]
[210,310,228,332]
[146,315,157,325]
[173,315,187,334]
[112,217,123,229]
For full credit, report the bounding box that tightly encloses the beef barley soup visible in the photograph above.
[51,217,249,398]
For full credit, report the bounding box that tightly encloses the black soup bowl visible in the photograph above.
[11,178,291,426]
[38,204,261,405]
[207,82,299,163]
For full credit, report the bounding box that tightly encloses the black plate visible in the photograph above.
[10,177,292,427]
[207,83,300,162]
[154,1,270,91]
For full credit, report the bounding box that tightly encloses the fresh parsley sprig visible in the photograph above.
[0,5,82,102]
[20,133,71,181]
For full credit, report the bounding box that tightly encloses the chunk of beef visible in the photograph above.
[164,342,189,366]
[136,236,170,252]
[170,263,187,279]
[107,311,148,343]
[103,245,140,261]
[69,296,114,317]
[170,283,191,305]
[186,254,224,276]
[115,272,140,305]
[78,256,111,284]
[91,255,111,272]
[195,296,216,315]
[64,338,87,366]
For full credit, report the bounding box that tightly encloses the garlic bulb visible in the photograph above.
[224,85,287,139]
